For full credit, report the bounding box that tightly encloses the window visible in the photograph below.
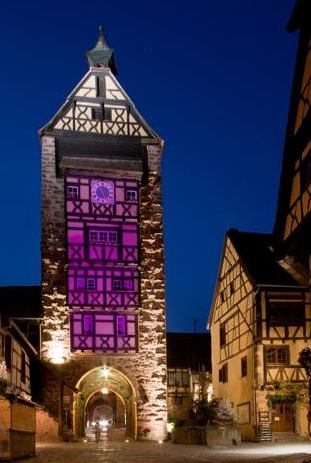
[117,315,127,336]
[91,106,112,122]
[220,323,226,347]
[267,300,305,326]
[89,230,118,244]
[168,371,175,386]
[219,363,228,383]
[265,346,289,365]
[112,279,133,291]
[167,369,190,387]
[76,277,85,289]
[222,363,228,383]
[83,314,93,335]
[21,351,26,384]
[5,336,12,370]
[229,281,235,295]
[86,278,96,290]
[125,190,137,202]
[220,291,225,303]
[301,153,311,192]
[241,356,247,377]
[67,185,79,199]
[182,371,190,387]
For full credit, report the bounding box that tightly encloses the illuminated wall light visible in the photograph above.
[101,387,108,395]
[49,343,66,364]
[167,422,174,433]
[158,440,163,444]
[102,366,109,379]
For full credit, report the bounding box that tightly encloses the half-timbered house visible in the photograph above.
[209,229,309,441]
[0,286,40,459]
[39,28,167,441]
[166,333,212,424]
[274,0,311,281]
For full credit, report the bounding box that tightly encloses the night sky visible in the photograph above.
[0,0,297,332]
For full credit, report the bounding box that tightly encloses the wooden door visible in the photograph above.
[271,401,294,432]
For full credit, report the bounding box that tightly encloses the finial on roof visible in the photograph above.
[86,26,117,75]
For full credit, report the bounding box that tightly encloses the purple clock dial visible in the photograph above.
[91,179,115,204]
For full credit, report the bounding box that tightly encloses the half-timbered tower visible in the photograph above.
[209,229,309,441]
[274,0,311,283]
[40,28,167,441]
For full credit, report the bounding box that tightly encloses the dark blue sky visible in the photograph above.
[0,0,297,331]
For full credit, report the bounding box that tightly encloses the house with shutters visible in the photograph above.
[208,230,309,441]
[209,0,311,442]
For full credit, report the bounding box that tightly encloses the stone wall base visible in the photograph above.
[172,425,241,446]
[36,409,60,442]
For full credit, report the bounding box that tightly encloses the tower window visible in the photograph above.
[67,185,79,199]
[91,106,112,121]
[125,190,137,202]
[117,315,127,336]
[89,230,118,244]
[112,279,133,291]
[83,314,93,335]
[86,278,96,290]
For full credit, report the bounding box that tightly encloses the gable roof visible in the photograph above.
[227,229,300,287]
[40,68,162,144]
[166,332,211,371]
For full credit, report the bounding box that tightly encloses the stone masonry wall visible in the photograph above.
[41,136,70,361]
[41,138,167,441]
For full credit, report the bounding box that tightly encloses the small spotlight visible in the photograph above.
[102,366,109,379]
[83,439,88,443]
[158,440,163,444]
[125,439,130,443]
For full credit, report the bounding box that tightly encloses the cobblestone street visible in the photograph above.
[18,441,311,463]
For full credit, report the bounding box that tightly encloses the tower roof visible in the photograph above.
[86,26,117,75]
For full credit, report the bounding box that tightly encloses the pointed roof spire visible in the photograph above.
[86,26,117,75]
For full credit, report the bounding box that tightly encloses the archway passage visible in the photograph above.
[74,366,137,441]
[85,390,126,441]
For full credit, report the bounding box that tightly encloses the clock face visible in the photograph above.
[91,179,115,204]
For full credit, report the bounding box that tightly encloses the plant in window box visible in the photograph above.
[266,381,307,407]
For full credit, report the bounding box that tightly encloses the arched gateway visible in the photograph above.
[40,27,167,442]
[74,366,137,440]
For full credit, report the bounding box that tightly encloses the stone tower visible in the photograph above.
[40,27,167,441]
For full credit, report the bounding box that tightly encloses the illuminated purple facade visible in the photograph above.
[66,175,139,351]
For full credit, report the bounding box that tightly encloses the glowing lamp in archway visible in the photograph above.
[102,366,110,379]
[49,343,66,364]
